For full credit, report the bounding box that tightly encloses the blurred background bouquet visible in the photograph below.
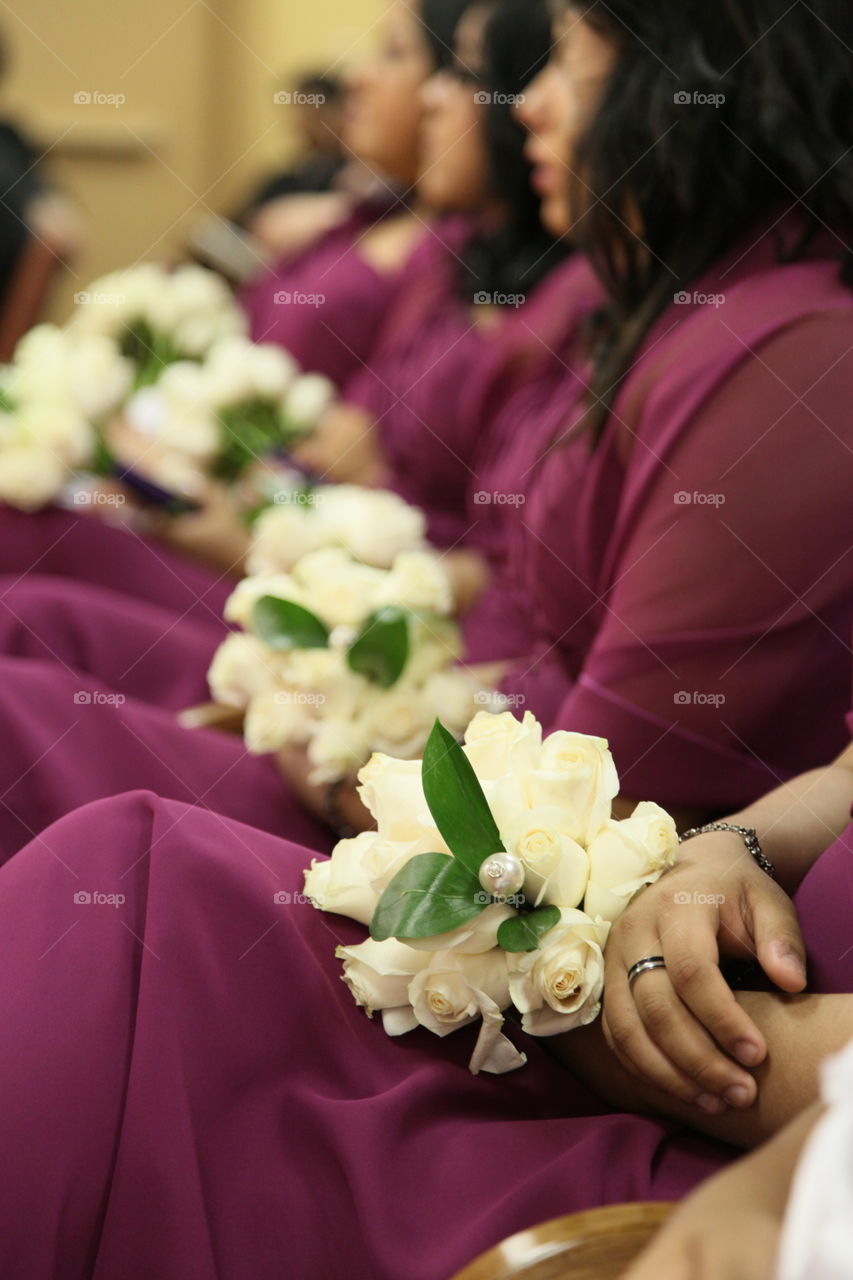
[0,263,335,510]
[205,493,492,782]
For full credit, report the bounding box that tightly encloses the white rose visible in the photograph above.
[322,486,426,567]
[244,689,314,755]
[584,801,679,924]
[68,334,134,420]
[509,908,610,1036]
[224,573,305,629]
[305,830,416,926]
[207,633,279,709]
[293,548,385,629]
[246,502,325,575]
[306,714,372,783]
[283,373,336,429]
[524,731,619,846]
[375,550,452,616]
[403,618,462,683]
[463,710,543,781]
[0,446,68,511]
[501,806,590,909]
[335,936,430,1016]
[357,753,448,846]
[409,948,513,1036]
[360,683,435,760]
[419,670,480,737]
[404,901,516,955]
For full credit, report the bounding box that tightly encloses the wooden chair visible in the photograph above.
[449,1202,674,1280]
[0,229,65,362]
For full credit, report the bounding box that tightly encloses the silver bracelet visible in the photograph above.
[679,821,776,879]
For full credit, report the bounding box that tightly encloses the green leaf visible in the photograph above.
[253,596,329,650]
[497,906,561,953]
[422,720,505,878]
[347,607,409,688]
[370,852,485,942]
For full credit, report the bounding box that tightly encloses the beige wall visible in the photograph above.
[0,0,388,321]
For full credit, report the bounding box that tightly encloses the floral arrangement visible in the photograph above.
[207,544,490,782]
[123,337,336,485]
[0,263,335,510]
[69,262,246,385]
[245,484,428,575]
[0,326,133,511]
[305,712,678,1074]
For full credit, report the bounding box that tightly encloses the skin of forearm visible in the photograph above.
[558,991,853,1151]
[727,746,853,893]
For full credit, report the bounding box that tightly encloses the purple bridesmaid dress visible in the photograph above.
[0,778,848,1279]
[240,198,418,390]
[497,217,853,812]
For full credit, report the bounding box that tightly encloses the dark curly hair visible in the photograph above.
[562,0,853,433]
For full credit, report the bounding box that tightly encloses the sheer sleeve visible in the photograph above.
[554,311,853,812]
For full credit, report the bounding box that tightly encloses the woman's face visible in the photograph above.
[517,9,616,237]
[344,2,437,187]
[417,5,494,212]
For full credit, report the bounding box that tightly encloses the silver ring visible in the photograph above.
[627,955,667,988]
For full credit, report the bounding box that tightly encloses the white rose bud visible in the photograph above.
[322,487,426,567]
[409,948,513,1037]
[463,710,543,781]
[509,908,610,1036]
[283,373,336,429]
[335,936,430,1016]
[501,806,590,909]
[357,753,447,846]
[524,731,619,846]
[374,550,453,616]
[584,800,679,924]
[305,831,411,926]
[207,633,278,709]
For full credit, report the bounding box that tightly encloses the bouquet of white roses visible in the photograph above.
[0,325,134,511]
[69,262,246,386]
[246,484,428,575]
[207,544,490,782]
[304,712,678,1074]
[123,335,336,484]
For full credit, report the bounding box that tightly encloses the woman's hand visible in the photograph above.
[602,831,807,1113]
[277,745,373,835]
[291,403,390,486]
